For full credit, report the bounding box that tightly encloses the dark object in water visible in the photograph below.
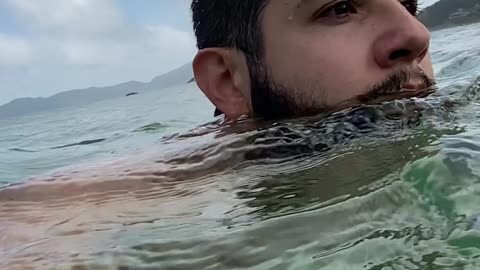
[126,92,139,97]
[51,139,106,149]
[187,78,195,83]
[9,148,37,153]
[134,122,167,133]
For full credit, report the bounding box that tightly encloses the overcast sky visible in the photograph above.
[0,0,439,105]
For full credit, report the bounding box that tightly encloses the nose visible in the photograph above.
[373,4,430,69]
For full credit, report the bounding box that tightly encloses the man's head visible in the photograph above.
[191,0,435,120]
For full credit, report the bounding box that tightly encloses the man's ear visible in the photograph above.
[193,48,251,120]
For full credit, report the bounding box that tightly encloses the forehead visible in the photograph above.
[265,0,302,13]
[260,0,311,35]
[264,0,315,13]
[261,0,319,26]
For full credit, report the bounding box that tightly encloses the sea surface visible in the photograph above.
[2,23,480,269]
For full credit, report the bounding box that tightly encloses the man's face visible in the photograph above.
[251,0,434,118]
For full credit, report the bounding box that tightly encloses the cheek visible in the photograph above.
[419,53,434,79]
[264,29,376,106]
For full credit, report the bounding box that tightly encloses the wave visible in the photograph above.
[133,122,167,133]
[9,148,37,153]
[51,138,106,149]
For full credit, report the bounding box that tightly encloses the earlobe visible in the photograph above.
[193,48,251,120]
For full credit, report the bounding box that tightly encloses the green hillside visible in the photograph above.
[418,0,480,29]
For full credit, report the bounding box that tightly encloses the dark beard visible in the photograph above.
[249,62,435,120]
[249,62,325,120]
[250,74,306,120]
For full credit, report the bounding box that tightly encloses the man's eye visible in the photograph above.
[317,0,358,19]
[401,0,418,16]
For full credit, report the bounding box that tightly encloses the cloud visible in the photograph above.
[147,25,195,52]
[0,0,196,103]
[0,34,32,68]
[61,41,123,66]
[5,0,127,39]
[143,25,196,62]
[60,27,196,67]
[5,0,196,67]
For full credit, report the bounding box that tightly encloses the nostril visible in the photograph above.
[389,49,411,61]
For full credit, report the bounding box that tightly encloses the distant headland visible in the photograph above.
[0,63,194,119]
[419,0,480,30]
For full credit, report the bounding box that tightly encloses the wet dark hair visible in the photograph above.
[191,0,269,117]
[191,0,268,61]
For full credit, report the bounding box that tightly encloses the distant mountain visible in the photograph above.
[419,0,480,29]
[146,63,194,91]
[0,63,194,119]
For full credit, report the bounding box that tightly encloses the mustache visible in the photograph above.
[356,69,436,104]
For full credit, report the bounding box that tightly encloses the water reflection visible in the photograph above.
[3,79,480,269]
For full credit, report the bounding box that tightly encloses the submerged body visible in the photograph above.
[2,72,480,268]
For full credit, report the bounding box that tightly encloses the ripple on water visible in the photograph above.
[4,79,480,269]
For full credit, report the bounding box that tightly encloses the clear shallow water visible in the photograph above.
[1,23,480,269]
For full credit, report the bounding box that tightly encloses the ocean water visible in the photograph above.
[1,23,480,269]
